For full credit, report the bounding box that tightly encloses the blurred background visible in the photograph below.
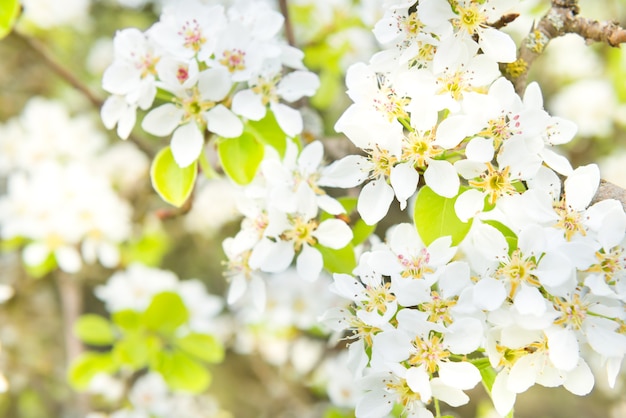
[0,0,625,417]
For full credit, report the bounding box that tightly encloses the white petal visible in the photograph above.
[466,137,494,162]
[540,148,573,176]
[430,378,470,407]
[297,244,323,281]
[277,71,320,102]
[438,361,481,390]
[170,123,204,168]
[55,246,82,273]
[563,360,594,395]
[357,179,394,225]
[232,89,267,120]
[564,164,600,211]
[317,195,346,215]
[406,366,432,401]
[513,284,546,316]
[547,328,579,371]
[227,274,248,305]
[319,155,369,188]
[535,251,573,287]
[141,103,183,136]
[454,189,484,222]
[314,219,353,249]
[445,318,483,354]
[479,27,517,63]
[492,371,516,417]
[198,67,232,101]
[390,162,419,210]
[249,238,294,273]
[249,274,267,312]
[271,102,302,137]
[205,105,243,138]
[473,277,506,311]
[424,160,459,198]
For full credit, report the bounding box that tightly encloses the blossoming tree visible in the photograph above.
[0,0,625,417]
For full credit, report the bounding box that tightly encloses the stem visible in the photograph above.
[13,31,154,157]
[434,397,441,418]
[56,271,90,416]
[278,0,296,46]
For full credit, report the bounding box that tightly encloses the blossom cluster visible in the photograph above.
[101,0,320,168]
[222,140,355,310]
[0,98,146,273]
[318,0,626,417]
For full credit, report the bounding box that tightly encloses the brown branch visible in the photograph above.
[279,0,296,47]
[505,0,626,94]
[13,31,155,157]
[592,180,626,212]
[490,13,520,30]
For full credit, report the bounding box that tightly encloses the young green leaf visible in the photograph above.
[68,352,116,390]
[111,309,142,332]
[217,132,264,185]
[175,333,225,363]
[0,0,20,40]
[150,146,197,208]
[112,333,150,369]
[413,186,473,246]
[152,350,211,393]
[74,314,115,346]
[316,243,356,274]
[471,357,497,393]
[246,112,287,157]
[142,292,189,335]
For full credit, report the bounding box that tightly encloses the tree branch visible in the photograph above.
[279,0,296,47]
[13,31,155,157]
[504,0,626,95]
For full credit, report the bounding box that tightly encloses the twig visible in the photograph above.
[505,0,626,94]
[13,31,155,157]
[56,271,90,416]
[279,0,296,47]
[490,13,520,30]
[592,180,626,212]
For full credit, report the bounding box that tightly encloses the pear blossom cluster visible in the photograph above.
[0,98,143,273]
[222,140,354,310]
[101,0,320,168]
[317,0,626,417]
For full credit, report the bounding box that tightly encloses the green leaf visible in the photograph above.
[121,229,170,267]
[413,186,473,246]
[112,333,151,369]
[334,197,375,246]
[0,0,20,40]
[152,350,211,393]
[150,146,197,207]
[142,292,189,335]
[74,314,115,346]
[316,243,356,274]
[484,220,518,256]
[68,352,116,390]
[111,309,142,332]
[246,112,287,157]
[323,406,356,418]
[175,333,224,364]
[471,357,497,393]
[24,252,57,279]
[311,70,342,109]
[217,132,264,185]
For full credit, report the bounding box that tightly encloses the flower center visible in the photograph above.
[402,130,443,168]
[220,49,247,73]
[552,198,587,241]
[398,248,434,279]
[251,75,281,106]
[553,294,588,330]
[586,246,626,283]
[419,292,457,326]
[363,282,396,314]
[373,84,410,122]
[495,249,540,298]
[366,145,398,179]
[280,216,318,252]
[455,4,487,35]
[180,19,206,52]
[469,163,516,205]
[408,333,450,374]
